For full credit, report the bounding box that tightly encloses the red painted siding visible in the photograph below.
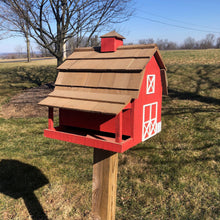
[132,55,162,143]
[59,108,132,137]
[101,37,123,52]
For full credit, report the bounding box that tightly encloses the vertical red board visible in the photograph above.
[48,107,55,130]
[115,112,122,142]
[151,104,157,119]
[144,105,150,122]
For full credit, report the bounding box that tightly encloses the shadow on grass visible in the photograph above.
[168,88,220,106]
[0,159,49,220]
[0,66,57,90]
[167,64,220,106]
[162,105,219,116]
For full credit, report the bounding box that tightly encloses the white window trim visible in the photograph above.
[146,74,155,94]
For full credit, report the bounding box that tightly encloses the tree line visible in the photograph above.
[138,34,220,50]
[38,33,220,59]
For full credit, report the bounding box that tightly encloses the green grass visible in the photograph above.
[0,60,57,105]
[161,48,220,65]
[0,52,220,219]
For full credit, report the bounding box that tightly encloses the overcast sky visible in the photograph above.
[0,0,220,53]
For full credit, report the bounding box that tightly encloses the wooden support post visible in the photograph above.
[115,111,122,143]
[92,148,118,220]
[48,107,54,130]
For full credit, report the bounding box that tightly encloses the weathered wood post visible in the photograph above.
[92,149,118,220]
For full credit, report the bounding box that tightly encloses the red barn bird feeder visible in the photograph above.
[39,31,168,153]
[39,31,168,219]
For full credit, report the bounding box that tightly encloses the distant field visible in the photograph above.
[161,48,220,65]
[0,49,219,219]
[0,58,57,106]
[0,58,57,67]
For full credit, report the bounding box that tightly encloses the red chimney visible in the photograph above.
[100,31,125,52]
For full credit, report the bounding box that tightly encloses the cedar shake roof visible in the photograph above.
[39,44,167,115]
[100,31,125,39]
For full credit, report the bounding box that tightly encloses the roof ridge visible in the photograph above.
[66,56,150,61]
[118,44,158,50]
[57,68,142,73]
[72,44,158,52]
[74,47,100,52]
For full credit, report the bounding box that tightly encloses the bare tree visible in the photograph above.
[199,34,215,49]
[0,20,4,40]
[0,1,32,62]
[37,45,53,57]
[15,44,23,58]
[138,38,154,45]
[216,37,220,48]
[156,39,177,50]
[1,0,133,66]
[66,35,100,56]
[182,37,196,49]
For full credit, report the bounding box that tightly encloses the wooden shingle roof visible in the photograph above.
[39,44,167,115]
[100,31,125,39]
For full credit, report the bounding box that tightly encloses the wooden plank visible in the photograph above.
[55,72,142,90]
[118,44,157,50]
[85,72,102,87]
[98,73,116,88]
[138,48,156,57]
[49,90,131,105]
[74,47,95,52]
[128,58,149,70]
[92,148,118,220]
[55,72,88,86]
[68,51,95,59]
[112,73,131,88]
[57,59,145,71]
[98,72,142,90]
[54,86,140,99]
[39,96,126,115]
[128,69,145,91]
[58,59,77,69]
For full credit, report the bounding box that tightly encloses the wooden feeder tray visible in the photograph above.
[44,125,135,153]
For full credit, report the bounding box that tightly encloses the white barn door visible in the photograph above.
[142,102,158,141]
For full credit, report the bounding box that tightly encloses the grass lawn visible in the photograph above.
[0,52,219,219]
[0,59,57,107]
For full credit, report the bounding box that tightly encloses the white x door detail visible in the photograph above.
[142,102,158,141]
